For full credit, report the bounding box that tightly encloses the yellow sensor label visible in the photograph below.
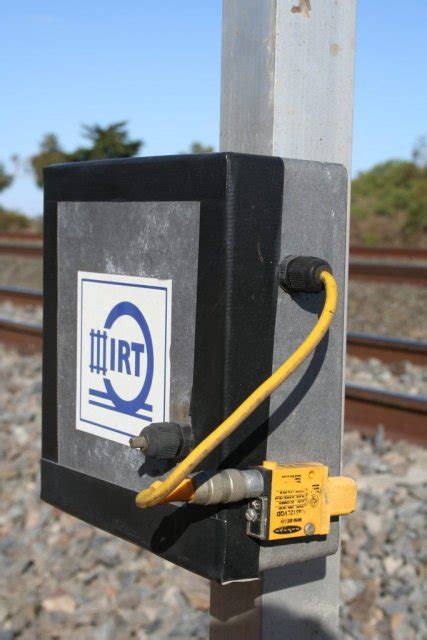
[268,463,329,540]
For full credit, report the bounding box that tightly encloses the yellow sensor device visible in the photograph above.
[246,461,357,541]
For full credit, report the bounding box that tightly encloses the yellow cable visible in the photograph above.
[135,271,338,509]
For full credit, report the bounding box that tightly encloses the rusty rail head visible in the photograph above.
[345,383,427,445]
[349,260,427,286]
[0,316,425,443]
[2,239,426,285]
[0,285,43,305]
[350,245,427,261]
[0,231,43,241]
[0,244,43,257]
[0,317,42,352]
[347,332,427,366]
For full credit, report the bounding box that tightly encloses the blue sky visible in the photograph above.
[1,1,426,216]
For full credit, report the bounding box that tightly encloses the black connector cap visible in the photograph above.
[279,256,332,293]
[129,422,193,460]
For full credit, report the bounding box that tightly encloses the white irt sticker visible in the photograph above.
[76,271,172,445]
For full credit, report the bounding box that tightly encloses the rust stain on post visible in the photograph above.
[291,0,312,17]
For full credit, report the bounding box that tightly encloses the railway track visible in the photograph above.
[347,332,427,366]
[1,286,426,365]
[1,235,425,253]
[0,316,425,443]
[0,243,43,257]
[0,317,42,352]
[350,245,427,260]
[0,285,43,305]
[1,239,426,284]
[349,260,427,286]
[1,239,425,442]
[2,235,422,259]
[0,231,42,241]
[345,383,426,445]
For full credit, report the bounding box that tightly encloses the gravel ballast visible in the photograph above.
[346,355,427,396]
[0,301,42,325]
[347,281,427,340]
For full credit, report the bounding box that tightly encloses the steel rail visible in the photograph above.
[0,317,42,351]
[0,243,43,257]
[349,260,427,285]
[1,288,427,366]
[345,383,426,444]
[1,236,425,261]
[0,285,43,305]
[347,331,427,366]
[350,245,427,261]
[0,231,43,241]
[0,320,425,442]
[1,242,426,285]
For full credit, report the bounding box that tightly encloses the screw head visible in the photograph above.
[251,499,262,511]
[304,522,316,536]
[245,508,259,523]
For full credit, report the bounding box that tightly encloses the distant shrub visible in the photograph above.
[351,158,427,245]
[0,206,31,231]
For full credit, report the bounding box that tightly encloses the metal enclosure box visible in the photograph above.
[41,153,347,581]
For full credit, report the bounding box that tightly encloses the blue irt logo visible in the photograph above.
[88,301,154,420]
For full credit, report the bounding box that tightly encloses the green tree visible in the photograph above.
[0,159,31,231]
[30,134,67,188]
[0,206,31,231]
[68,122,142,162]
[30,122,143,188]
[181,141,215,154]
[0,162,13,193]
[351,140,427,245]
[412,135,427,168]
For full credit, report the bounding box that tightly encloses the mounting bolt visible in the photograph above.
[304,522,316,536]
[245,508,259,522]
[252,499,262,511]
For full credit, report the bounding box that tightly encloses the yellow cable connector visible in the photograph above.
[135,270,338,509]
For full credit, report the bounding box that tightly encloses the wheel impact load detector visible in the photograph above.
[41,153,353,581]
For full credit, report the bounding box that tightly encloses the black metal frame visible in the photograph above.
[41,152,284,581]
